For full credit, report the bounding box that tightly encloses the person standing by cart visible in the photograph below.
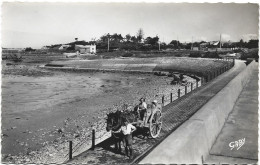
[137,97,147,121]
[144,100,160,124]
[112,118,136,159]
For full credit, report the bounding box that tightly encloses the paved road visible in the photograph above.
[205,62,258,164]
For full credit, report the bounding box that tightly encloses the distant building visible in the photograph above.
[50,45,62,50]
[192,47,199,51]
[58,45,71,50]
[2,48,23,59]
[75,44,96,54]
[200,42,209,51]
[41,46,49,50]
[211,41,220,46]
[198,41,233,51]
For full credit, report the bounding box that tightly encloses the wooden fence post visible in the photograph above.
[69,141,72,160]
[91,129,95,150]
[162,95,164,106]
[170,93,173,102]
[196,80,199,88]
[185,85,187,94]
[191,83,193,91]
[178,89,181,98]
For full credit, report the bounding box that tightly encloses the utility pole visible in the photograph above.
[158,34,160,51]
[107,33,110,52]
[191,36,193,50]
[177,36,179,48]
[219,34,222,48]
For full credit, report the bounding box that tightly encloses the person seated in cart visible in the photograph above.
[143,100,160,125]
[112,118,136,159]
[136,97,147,121]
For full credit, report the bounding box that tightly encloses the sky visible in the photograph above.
[1,2,259,48]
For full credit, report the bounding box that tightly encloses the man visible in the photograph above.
[137,98,147,121]
[112,118,136,159]
[144,100,159,124]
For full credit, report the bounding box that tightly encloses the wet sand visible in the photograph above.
[2,63,196,163]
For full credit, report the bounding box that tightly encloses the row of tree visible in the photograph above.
[95,28,163,51]
[41,28,258,51]
[94,29,258,51]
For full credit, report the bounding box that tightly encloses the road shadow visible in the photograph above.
[96,127,151,155]
[67,127,158,164]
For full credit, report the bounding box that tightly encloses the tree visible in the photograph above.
[247,39,258,48]
[239,39,245,48]
[131,36,138,43]
[111,33,123,43]
[144,36,159,45]
[99,34,108,43]
[169,40,184,49]
[136,28,144,43]
[125,34,131,42]
[169,40,181,48]
[25,47,35,52]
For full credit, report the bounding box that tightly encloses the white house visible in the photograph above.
[58,45,71,50]
[75,44,96,54]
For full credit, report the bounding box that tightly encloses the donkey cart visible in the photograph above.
[132,108,162,138]
[106,107,163,139]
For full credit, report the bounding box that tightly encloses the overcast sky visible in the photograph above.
[2,2,259,48]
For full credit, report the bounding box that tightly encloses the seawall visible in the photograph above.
[44,57,232,77]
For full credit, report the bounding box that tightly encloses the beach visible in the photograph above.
[2,61,193,163]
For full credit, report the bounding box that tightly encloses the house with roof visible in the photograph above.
[41,46,49,50]
[58,45,71,50]
[211,41,220,47]
[199,42,209,51]
[75,44,96,54]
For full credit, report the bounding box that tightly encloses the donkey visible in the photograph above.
[106,110,137,154]
[106,111,124,153]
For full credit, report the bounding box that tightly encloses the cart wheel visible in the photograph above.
[149,110,162,138]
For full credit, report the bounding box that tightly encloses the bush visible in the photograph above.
[203,51,220,58]
[240,49,259,61]
[122,52,134,57]
[175,53,182,57]
[189,52,202,58]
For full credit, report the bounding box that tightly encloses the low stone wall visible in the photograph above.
[140,61,256,164]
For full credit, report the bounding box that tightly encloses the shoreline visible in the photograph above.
[2,62,198,163]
